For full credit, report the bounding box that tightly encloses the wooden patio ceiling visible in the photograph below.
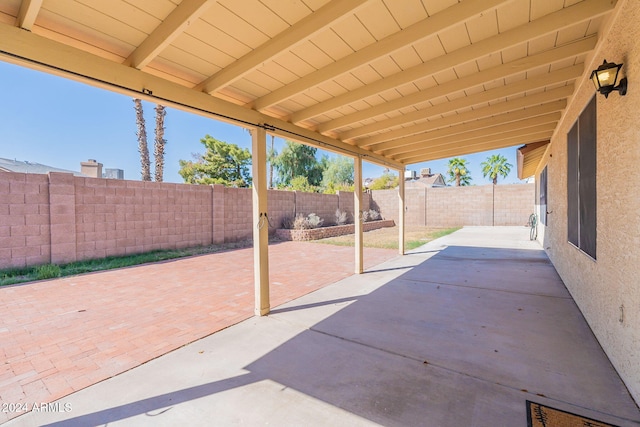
[0,0,616,170]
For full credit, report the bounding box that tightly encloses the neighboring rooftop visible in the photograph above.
[405,168,447,188]
[406,174,447,188]
[0,157,84,176]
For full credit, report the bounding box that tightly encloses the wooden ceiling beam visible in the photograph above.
[363,85,571,150]
[196,0,370,94]
[381,112,560,157]
[251,0,508,111]
[360,85,574,150]
[16,0,42,30]
[124,0,215,69]
[341,64,583,143]
[289,0,611,124]
[397,132,555,164]
[317,36,594,134]
[368,97,567,153]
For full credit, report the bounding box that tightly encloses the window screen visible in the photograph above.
[567,96,597,259]
[539,166,547,225]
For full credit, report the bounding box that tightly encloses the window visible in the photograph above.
[539,166,547,225]
[567,96,597,259]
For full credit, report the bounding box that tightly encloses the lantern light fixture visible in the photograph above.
[590,60,627,98]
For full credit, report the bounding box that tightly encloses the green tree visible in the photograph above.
[321,156,354,193]
[178,135,251,186]
[272,140,323,187]
[289,176,318,192]
[447,157,472,186]
[481,154,513,185]
[368,170,399,190]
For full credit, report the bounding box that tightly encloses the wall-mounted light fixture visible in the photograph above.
[590,60,628,98]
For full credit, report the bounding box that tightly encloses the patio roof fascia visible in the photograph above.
[517,140,551,179]
[0,24,404,171]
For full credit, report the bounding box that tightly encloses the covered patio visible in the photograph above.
[5,228,640,426]
[0,0,616,316]
[1,0,640,422]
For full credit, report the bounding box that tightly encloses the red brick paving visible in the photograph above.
[0,242,397,423]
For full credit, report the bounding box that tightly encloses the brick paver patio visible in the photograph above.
[0,242,397,423]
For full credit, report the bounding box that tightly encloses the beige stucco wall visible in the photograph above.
[538,0,640,403]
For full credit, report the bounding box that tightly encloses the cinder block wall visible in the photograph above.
[494,184,535,226]
[74,177,213,261]
[295,192,338,225]
[0,172,51,268]
[407,189,426,226]
[267,189,295,231]
[223,187,252,242]
[368,189,396,221]
[0,175,375,268]
[371,184,534,227]
[338,191,370,223]
[427,185,494,226]
[1,173,530,269]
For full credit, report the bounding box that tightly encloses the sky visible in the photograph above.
[0,60,526,185]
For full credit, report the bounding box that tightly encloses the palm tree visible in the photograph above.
[154,104,167,182]
[447,157,471,186]
[133,98,151,181]
[481,154,513,184]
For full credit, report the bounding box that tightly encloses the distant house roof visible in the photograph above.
[406,173,447,188]
[0,157,84,176]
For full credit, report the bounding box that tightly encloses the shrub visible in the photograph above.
[281,215,295,229]
[361,209,381,222]
[306,213,324,228]
[35,264,61,280]
[290,213,324,230]
[335,208,348,225]
[293,213,312,230]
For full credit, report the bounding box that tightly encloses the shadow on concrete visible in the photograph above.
[41,373,262,427]
[268,295,362,314]
[37,245,640,427]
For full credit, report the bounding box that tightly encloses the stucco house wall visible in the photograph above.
[536,0,640,403]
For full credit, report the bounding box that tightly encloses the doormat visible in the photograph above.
[527,401,619,427]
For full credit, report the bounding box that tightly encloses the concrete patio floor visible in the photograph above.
[4,227,640,426]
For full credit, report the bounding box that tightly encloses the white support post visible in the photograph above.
[252,126,270,316]
[398,168,405,255]
[354,156,363,274]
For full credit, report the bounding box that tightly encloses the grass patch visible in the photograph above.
[311,226,460,250]
[429,227,461,240]
[405,240,427,250]
[35,264,61,280]
[0,240,255,287]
